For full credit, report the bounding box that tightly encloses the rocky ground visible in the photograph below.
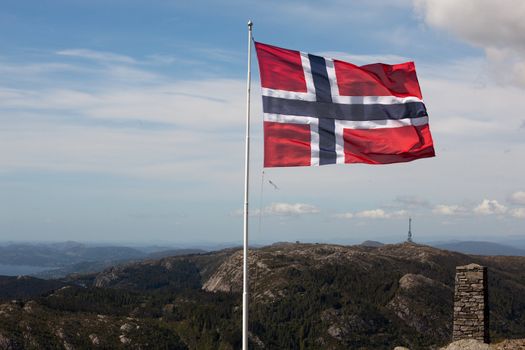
[439,339,525,350]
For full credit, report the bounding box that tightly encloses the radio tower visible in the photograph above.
[407,217,413,243]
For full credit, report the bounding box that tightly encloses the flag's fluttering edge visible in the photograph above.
[254,42,435,167]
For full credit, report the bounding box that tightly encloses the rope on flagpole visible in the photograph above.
[252,169,266,311]
[257,170,265,237]
[242,19,253,350]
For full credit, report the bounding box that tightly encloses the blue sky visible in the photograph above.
[1,0,524,246]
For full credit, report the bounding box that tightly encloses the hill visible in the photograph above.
[0,243,523,349]
[360,240,385,247]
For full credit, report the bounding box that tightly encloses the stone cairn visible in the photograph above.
[453,264,489,343]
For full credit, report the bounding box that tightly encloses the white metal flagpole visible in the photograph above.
[242,20,253,350]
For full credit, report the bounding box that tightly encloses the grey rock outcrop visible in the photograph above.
[441,339,490,350]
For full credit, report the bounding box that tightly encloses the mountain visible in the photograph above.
[0,242,205,278]
[432,241,525,256]
[0,242,147,268]
[0,243,524,349]
[32,248,208,279]
[360,240,385,247]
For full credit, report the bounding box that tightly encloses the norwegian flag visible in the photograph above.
[254,42,435,167]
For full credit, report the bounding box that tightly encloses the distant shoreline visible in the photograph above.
[0,264,56,276]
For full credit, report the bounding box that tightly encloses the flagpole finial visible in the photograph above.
[248,20,253,29]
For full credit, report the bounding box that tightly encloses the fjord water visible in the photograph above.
[0,264,53,276]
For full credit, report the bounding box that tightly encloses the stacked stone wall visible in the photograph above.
[453,264,489,343]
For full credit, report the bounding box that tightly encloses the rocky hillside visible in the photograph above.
[0,243,524,349]
[200,242,525,348]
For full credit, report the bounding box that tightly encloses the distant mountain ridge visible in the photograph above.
[432,240,525,256]
[0,242,146,267]
[0,242,206,278]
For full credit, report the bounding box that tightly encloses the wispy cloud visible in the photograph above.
[432,204,468,216]
[335,209,407,220]
[0,47,261,189]
[356,209,388,219]
[232,203,320,217]
[57,49,137,64]
[263,203,320,216]
[0,75,247,128]
[0,61,87,76]
[0,123,235,180]
[189,47,242,63]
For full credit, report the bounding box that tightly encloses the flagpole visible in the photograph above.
[242,20,253,350]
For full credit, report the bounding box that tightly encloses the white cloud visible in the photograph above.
[509,191,525,205]
[413,0,525,87]
[335,209,407,219]
[413,0,525,49]
[433,199,524,218]
[510,208,525,219]
[432,204,468,216]
[263,203,320,216]
[356,209,389,219]
[473,199,508,215]
[337,199,524,220]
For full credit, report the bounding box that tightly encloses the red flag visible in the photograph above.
[255,42,435,167]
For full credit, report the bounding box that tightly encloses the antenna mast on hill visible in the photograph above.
[407,217,413,243]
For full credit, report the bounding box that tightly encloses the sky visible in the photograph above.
[0,0,524,246]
